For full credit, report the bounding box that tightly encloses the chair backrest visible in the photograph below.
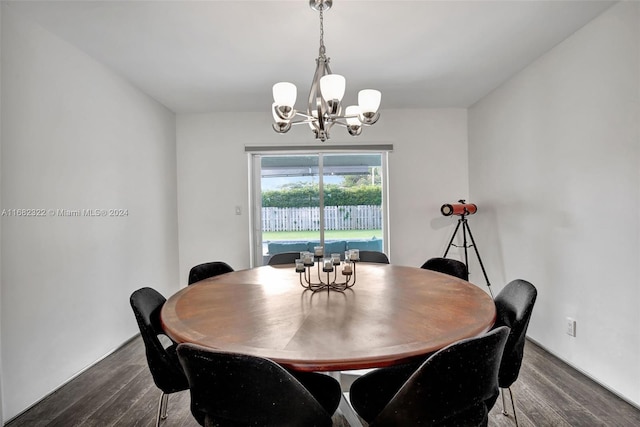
[371,326,510,426]
[267,251,301,266]
[176,343,333,427]
[420,257,468,281]
[358,250,390,264]
[188,261,234,285]
[493,279,537,388]
[129,287,189,393]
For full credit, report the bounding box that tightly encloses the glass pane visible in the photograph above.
[322,154,384,258]
[260,155,321,265]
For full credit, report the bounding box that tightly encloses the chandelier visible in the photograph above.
[271,0,381,142]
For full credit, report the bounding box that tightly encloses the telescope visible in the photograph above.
[440,199,492,296]
[441,200,477,217]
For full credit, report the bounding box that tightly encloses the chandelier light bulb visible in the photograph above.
[320,74,346,103]
[358,89,382,115]
[273,82,297,110]
[345,105,361,127]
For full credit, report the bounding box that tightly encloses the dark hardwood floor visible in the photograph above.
[6,337,640,426]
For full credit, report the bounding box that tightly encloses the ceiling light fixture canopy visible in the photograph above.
[272,0,381,142]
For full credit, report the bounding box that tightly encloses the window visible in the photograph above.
[247,146,391,267]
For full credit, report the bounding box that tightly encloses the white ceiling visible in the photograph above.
[6,0,615,114]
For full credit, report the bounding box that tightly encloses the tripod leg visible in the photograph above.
[461,218,469,273]
[463,221,494,298]
[443,219,462,258]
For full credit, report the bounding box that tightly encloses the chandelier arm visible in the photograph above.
[328,120,349,128]
[324,111,360,124]
[315,100,325,132]
[323,119,335,133]
[290,120,317,126]
[276,107,314,122]
[307,58,329,117]
[324,61,333,75]
[292,112,315,120]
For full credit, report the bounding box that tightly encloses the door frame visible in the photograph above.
[246,145,392,268]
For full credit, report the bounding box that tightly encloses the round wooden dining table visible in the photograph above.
[160,263,496,372]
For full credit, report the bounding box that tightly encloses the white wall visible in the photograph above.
[369,109,470,269]
[0,7,179,421]
[469,2,640,406]
[176,108,469,283]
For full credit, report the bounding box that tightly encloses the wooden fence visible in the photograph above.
[262,205,382,232]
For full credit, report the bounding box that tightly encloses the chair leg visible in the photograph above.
[501,388,508,416]
[156,392,169,427]
[508,387,519,427]
[500,387,519,427]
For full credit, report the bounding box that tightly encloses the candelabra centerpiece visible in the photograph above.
[295,247,359,292]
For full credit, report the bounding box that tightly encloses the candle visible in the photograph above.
[295,259,305,273]
[349,249,360,261]
[343,263,352,274]
[303,252,314,266]
[331,253,341,265]
[314,246,324,257]
[323,258,334,272]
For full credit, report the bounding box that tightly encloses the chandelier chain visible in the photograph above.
[318,6,326,57]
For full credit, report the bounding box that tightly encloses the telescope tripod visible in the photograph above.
[444,215,493,298]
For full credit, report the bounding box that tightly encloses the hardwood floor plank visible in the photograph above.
[115,384,160,427]
[6,349,144,426]
[525,341,640,426]
[524,341,640,426]
[86,369,155,426]
[45,364,141,427]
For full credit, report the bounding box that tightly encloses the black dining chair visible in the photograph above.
[420,257,468,281]
[357,250,390,264]
[130,287,189,427]
[267,251,301,266]
[188,261,234,285]
[349,326,510,426]
[176,343,341,427]
[488,279,537,426]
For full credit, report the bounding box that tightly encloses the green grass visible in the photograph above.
[263,229,382,241]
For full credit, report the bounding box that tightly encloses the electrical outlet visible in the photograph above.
[566,317,576,337]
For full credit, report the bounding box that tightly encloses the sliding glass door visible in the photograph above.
[249,151,388,267]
